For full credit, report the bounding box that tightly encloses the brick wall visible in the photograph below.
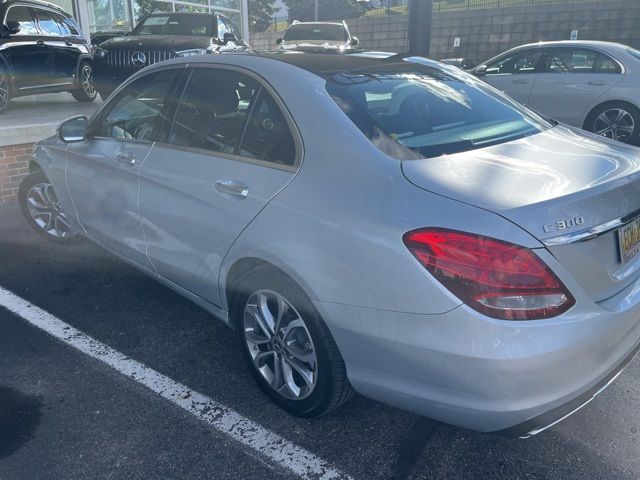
[0,143,33,204]
[252,0,640,64]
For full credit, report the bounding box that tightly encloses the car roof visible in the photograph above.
[249,51,406,75]
[511,40,628,50]
[1,0,67,11]
[288,21,345,26]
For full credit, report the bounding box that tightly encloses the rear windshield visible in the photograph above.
[325,62,550,159]
[133,14,214,36]
[628,48,640,61]
[285,24,347,42]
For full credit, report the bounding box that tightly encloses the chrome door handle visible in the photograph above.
[36,39,45,47]
[115,152,136,165]
[214,180,248,198]
[512,79,529,84]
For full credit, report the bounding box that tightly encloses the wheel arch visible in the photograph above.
[582,99,640,129]
[222,256,319,329]
[74,54,93,88]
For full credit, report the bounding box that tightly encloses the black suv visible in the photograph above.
[0,0,96,114]
[93,12,249,99]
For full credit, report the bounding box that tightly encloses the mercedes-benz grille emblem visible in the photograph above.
[131,51,146,67]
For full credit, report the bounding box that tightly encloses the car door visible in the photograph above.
[139,66,300,306]
[65,67,184,266]
[2,5,49,88]
[480,48,543,106]
[31,7,75,85]
[528,47,624,126]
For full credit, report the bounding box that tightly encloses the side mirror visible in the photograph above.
[474,65,487,76]
[58,116,87,143]
[3,21,20,35]
[350,36,359,47]
[223,32,237,45]
[275,37,283,45]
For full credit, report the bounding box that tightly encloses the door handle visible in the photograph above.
[214,180,248,198]
[115,152,136,166]
[65,40,73,46]
[588,81,606,86]
[36,39,45,47]
[512,79,529,84]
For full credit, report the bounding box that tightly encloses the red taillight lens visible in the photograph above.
[403,228,575,320]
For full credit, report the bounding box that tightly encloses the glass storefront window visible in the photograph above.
[88,0,132,33]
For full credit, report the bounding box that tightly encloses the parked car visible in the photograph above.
[20,52,640,436]
[0,0,96,114]
[440,57,476,70]
[275,20,359,51]
[473,41,640,144]
[93,11,249,99]
[90,29,128,47]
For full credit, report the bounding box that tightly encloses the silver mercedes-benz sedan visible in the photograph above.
[19,52,640,436]
[473,41,640,144]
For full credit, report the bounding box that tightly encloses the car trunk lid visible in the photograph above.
[401,126,640,302]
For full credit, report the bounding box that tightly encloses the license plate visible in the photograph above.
[618,216,640,264]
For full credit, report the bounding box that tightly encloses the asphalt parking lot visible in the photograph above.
[1,202,639,480]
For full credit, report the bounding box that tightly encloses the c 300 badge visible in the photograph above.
[543,216,585,234]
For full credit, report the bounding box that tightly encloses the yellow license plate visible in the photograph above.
[618,216,640,264]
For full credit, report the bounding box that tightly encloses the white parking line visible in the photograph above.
[0,286,352,480]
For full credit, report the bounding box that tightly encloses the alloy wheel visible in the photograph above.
[243,289,318,400]
[81,64,96,99]
[0,69,9,111]
[26,182,77,239]
[593,108,635,142]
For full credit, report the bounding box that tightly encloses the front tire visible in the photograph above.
[71,61,97,103]
[232,267,354,417]
[19,170,80,244]
[584,101,640,145]
[0,65,11,114]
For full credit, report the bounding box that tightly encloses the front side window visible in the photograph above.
[96,69,180,141]
[326,63,550,160]
[133,14,214,36]
[5,6,38,35]
[485,49,542,75]
[34,9,63,36]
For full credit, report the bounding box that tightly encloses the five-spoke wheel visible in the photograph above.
[234,267,354,417]
[586,102,640,145]
[244,289,318,400]
[19,171,79,243]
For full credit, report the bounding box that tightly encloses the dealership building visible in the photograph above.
[47,0,249,40]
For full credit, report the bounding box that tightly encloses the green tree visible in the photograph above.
[249,0,276,32]
[284,0,369,22]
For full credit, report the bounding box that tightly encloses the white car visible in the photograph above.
[473,41,640,144]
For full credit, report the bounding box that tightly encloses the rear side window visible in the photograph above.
[96,69,181,141]
[169,68,296,166]
[5,6,38,35]
[34,9,63,36]
[62,16,81,36]
[326,63,550,160]
[485,49,542,75]
[170,69,259,154]
[545,48,621,74]
[239,90,296,166]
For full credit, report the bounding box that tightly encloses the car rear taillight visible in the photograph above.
[403,228,575,320]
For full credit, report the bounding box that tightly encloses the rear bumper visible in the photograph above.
[314,275,640,433]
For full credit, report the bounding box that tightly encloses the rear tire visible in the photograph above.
[19,170,81,244]
[0,65,11,114]
[71,61,97,103]
[232,266,354,417]
[584,101,640,145]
